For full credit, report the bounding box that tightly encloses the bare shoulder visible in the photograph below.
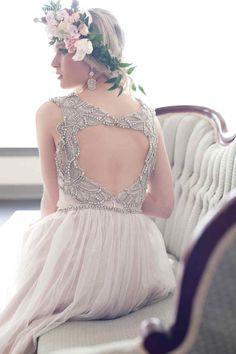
[35,100,63,131]
[36,101,61,119]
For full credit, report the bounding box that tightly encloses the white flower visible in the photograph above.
[69,12,80,23]
[46,24,59,38]
[58,20,71,33]
[72,39,93,61]
[57,20,73,39]
[55,10,69,21]
[46,11,56,22]
[67,24,78,36]
[45,12,58,27]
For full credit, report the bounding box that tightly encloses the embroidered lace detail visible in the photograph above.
[50,93,157,214]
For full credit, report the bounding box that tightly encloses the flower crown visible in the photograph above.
[34,0,145,96]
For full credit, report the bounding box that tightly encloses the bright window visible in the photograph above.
[1,0,236,147]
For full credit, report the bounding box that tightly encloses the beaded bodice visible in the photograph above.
[50,93,158,214]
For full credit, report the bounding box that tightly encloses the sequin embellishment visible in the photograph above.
[50,93,157,214]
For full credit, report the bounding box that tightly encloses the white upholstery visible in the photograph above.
[38,293,175,353]
[37,110,236,353]
[152,112,236,259]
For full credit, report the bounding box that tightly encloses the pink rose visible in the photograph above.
[67,24,79,36]
[69,12,80,23]
[64,37,77,53]
[78,23,89,36]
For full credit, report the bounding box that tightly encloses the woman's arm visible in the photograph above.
[142,116,174,218]
[35,101,61,218]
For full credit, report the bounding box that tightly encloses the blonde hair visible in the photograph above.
[84,8,130,92]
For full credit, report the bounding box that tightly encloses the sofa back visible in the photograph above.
[152,106,236,260]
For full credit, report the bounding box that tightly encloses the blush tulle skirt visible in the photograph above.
[0,209,175,354]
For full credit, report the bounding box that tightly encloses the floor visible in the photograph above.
[0,200,41,312]
[0,199,40,226]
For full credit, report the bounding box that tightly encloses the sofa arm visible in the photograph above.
[49,337,147,354]
[140,189,236,354]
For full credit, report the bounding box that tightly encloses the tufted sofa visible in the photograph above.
[37,105,236,354]
[141,188,236,354]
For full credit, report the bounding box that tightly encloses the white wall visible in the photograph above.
[1,0,236,148]
[0,157,41,185]
[0,0,236,195]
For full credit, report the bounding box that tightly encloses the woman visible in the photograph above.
[0,1,175,353]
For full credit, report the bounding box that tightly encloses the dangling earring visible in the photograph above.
[87,69,97,90]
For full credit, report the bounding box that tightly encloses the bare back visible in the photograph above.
[75,124,149,197]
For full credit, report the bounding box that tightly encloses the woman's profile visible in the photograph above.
[0,1,176,353]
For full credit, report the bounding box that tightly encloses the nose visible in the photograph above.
[51,53,60,68]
